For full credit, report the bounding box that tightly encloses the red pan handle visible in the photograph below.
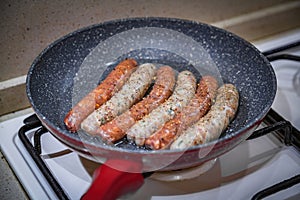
[81,159,144,200]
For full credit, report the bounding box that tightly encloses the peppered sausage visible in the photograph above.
[170,83,239,150]
[145,76,218,150]
[64,59,137,132]
[126,70,197,146]
[81,63,157,134]
[96,66,176,143]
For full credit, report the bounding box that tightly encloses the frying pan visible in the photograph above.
[26,17,276,199]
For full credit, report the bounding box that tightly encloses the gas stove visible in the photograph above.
[1,29,300,200]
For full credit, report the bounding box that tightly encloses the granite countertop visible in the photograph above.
[0,151,28,200]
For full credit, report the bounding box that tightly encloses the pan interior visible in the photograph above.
[71,26,224,150]
[27,18,276,156]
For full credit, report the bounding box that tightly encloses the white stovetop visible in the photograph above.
[254,28,300,131]
[1,112,300,200]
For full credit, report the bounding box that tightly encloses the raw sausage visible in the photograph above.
[145,76,218,150]
[127,70,197,146]
[81,63,157,134]
[96,66,176,143]
[64,59,137,132]
[170,83,239,150]
[170,83,239,149]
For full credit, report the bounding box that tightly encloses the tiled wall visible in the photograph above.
[1,0,300,116]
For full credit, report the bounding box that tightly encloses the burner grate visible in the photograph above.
[249,40,300,199]
[18,108,299,200]
[248,109,300,199]
[248,108,300,151]
[18,115,69,200]
[252,174,300,200]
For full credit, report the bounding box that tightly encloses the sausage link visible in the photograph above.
[170,84,239,150]
[126,70,197,146]
[64,59,137,132]
[97,66,176,143]
[145,76,218,150]
[81,63,157,134]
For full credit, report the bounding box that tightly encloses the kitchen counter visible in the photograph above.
[0,151,28,200]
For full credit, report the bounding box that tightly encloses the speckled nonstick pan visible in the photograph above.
[26,17,276,199]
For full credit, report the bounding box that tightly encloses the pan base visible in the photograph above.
[150,158,217,181]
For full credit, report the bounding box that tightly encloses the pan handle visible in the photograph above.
[81,159,144,200]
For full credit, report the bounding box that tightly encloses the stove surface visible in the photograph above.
[1,113,300,200]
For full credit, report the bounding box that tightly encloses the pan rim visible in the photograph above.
[26,16,277,156]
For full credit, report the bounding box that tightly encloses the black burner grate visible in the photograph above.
[18,115,69,200]
[249,109,300,199]
[18,110,300,200]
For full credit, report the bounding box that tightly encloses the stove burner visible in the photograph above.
[150,159,217,181]
[17,41,300,200]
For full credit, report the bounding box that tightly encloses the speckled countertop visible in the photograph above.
[1,0,300,82]
[0,151,28,200]
[0,0,300,199]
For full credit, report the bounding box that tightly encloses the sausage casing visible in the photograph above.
[97,66,176,143]
[64,59,137,132]
[145,76,218,150]
[170,83,239,150]
[126,70,197,146]
[81,63,157,134]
